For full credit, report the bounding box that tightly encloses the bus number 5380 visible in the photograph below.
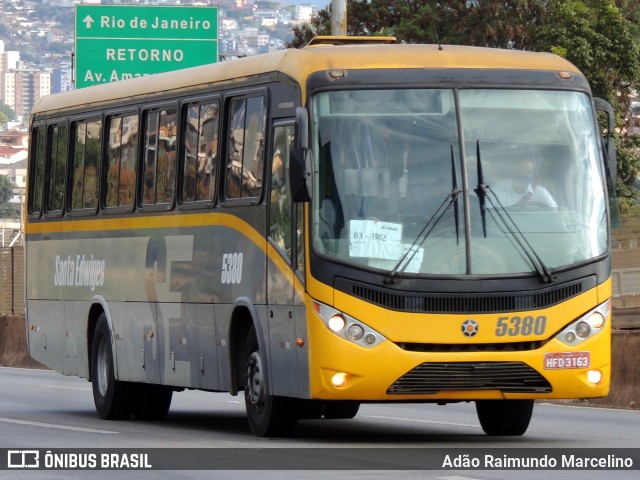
[221,252,243,285]
[495,316,547,337]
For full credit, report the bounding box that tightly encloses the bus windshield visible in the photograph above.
[312,88,608,277]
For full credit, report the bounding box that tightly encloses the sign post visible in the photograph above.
[75,5,218,89]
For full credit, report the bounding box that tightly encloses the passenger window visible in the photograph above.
[47,124,68,213]
[29,125,46,216]
[182,101,219,203]
[225,96,266,200]
[143,108,177,206]
[105,114,138,208]
[269,125,294,258]
[71,119,101,211]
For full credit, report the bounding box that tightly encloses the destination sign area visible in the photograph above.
[75,5,218,88]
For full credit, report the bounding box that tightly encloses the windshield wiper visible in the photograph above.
[474,141,555,284]
[451,144,460,246]
[473,140,488,238]
[385,146,460,284]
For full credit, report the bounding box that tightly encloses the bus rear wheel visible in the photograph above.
[91,314,135,420]
[132,384,173,420]
[475,399,534,436]
[244,325,297,437]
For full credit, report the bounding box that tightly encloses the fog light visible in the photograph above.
[565,332,576,343]
[332,372,347,388]
[575,321,591,338]
[328,315,346,332]
[364,334,376,345]
[347,324,364,341]
[587,369,602,385]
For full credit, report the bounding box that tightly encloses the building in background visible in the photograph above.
[1,69,51,120]
[0,43,21,74]
[51,62,73,94]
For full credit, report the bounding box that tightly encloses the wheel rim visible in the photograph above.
[245,351,265,415]
[96,335,109,397]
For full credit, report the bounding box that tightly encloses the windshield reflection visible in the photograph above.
[312,89,608,277]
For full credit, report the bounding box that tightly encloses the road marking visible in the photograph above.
[363,415,481,428]
[437,477,483,480]
[0,417,118,434]
[46,384,92,391]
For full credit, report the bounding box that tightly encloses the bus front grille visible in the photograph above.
[387,361,551,395]
[337,277,592,314]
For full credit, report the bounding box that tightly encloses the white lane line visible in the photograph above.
[437,477,484,480]
[0,417,118,434]
[363,414,481,428]
[45,384,91,391]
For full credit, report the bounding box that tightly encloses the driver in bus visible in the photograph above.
[490,157,557,208]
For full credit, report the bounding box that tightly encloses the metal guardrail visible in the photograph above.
[0,225,22,247]
[0,247,24,315]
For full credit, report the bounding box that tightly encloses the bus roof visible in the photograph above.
[32,42,583,116]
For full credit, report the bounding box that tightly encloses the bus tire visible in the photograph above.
[475,399,534,436]
[91,314,135,420]
[295,399,326,419]
[132,384,173,421]
[323,401,360,419]
[244,325,297,437]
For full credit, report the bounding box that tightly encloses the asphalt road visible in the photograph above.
[0,367,638,480]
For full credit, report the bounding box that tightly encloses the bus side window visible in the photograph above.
[143,108,177,206]
[225,96,266,200]
[46,123,68,214]
[269,125,294,258]
[105,114,138,208]
[71,119,101,212]
[28,125,46,217]
[182,101,219,203]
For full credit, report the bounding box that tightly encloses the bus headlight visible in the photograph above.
[556,300,609,346]
[328,314,346,332]
[313,301,385,348]
[347,324,364,341]
[575,322,590,338]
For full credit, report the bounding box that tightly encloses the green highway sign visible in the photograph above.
[75,5,218,89]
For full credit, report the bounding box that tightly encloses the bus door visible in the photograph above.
[266,123,307,398]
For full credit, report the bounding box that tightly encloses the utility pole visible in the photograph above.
[331,0,347,36]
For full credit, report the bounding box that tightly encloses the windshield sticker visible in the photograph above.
[368,244,424,274]
[349,220,403,260]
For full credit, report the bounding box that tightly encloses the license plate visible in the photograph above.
[544,351,590,370]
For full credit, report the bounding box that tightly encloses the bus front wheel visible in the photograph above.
[91,314,135,420]
[244,325,297,437]
[323,401,360,419]
[475,399,534,436]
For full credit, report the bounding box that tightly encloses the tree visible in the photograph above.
[0,175,16,218]
[289,1,546,48]
[531,0,640,195]
[289,8,331,47]
[0,103,17,123]
[0,176,12,204]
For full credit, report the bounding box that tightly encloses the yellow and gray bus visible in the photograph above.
[26,37,616,437]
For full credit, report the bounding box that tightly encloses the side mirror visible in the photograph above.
[290,147,311,202]
[594,97,620,228]
[289,106,311,202]
[594,97,616,183]
[296,106,309,150]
